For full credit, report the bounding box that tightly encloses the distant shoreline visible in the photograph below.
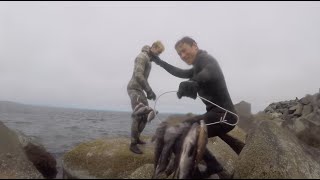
[0,100,194,115]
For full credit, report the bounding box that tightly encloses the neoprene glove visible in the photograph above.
[177,80,199,99]
[150,54,162,65]
[147,90,156,100]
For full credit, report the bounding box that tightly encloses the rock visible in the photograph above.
[306,111,320,126]
[270,112,282,119]
[300,94,313,105]
[293,118,307,133]
[313,93,320,108]
[207,126,246,178]
[236,114,255,133]
[264,106,274,113]
[295,112,320,148]
[293,103,303,116]
[272,117,285,127]
[234,120,320,178]
[63,137,154,179]
[296,127,320,149]
[282,108,289,117]
[302,104,313,116]
[289,106,297,114]
[128,164,154,179]
[0,121,43,179]
[282,108,320,149]
[17,133,57,179]
[23,143,57,179]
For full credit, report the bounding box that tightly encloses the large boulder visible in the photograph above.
[24,145,56,179]
[234,120,320,179]
[0,121,43,179]
[19,136,57,179]
[62,137,154,179]
[127,164,154,179]
[294,112,320,148]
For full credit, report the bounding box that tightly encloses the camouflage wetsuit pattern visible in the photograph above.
[127,45,153,144]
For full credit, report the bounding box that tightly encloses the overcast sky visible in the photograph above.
[1,1,320,114]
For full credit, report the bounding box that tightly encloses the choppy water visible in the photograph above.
[0,101,172,178]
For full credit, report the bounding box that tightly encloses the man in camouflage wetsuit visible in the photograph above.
[127,41,165,154]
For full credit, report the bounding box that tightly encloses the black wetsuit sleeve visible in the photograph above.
[155,58,193,79]
[191,63,218,84]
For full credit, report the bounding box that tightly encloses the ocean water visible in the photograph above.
[0,101,173,178]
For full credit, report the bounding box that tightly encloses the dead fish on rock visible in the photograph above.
[196,120,208,164]
[177,122,200,179]
[152,120,209,179]
[152,121,191,178]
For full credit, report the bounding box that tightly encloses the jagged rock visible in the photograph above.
[234,120,320,179]
[23,143,57,179]
[0,121,43,179]
[302,104,313,116]
[300,94,313,105]
[17,133,57,179]
[270,112,282,119]
[293,103,303,116]
[306,111,320,126]
[296,119,320,148]
[289,106,297,114]
[261,92,320,149]
[313,93,320,108]
[283,108,290,116]
[264,106,274,113]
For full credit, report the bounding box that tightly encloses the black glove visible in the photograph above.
[177,80,199,99]
[147,90,156,100]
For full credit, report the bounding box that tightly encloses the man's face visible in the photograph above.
[150,46,162,56]
[175,43,198,65]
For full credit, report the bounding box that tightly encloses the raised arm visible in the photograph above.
[134,56,153,95]
[151,55,193,79]
[191,63,217,83]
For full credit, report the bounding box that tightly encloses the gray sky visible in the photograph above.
[1,1,320,114]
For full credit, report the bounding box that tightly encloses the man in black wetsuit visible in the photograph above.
[151,36,244,178]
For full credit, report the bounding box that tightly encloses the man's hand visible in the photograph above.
[150,54,162,65]
[177,80,199,99]
[147,90,156,100]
